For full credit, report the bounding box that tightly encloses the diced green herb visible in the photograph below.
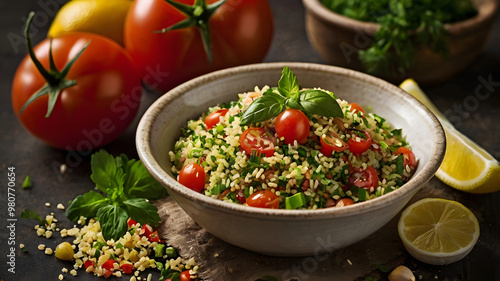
[22,176,32,189]
[155,244,166,258]
[285,192,306,209]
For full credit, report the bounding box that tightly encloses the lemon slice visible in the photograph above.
[48,0,132,45]
[400,79,500,193]
[398,198,480,265]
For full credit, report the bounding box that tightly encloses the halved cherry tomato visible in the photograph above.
[274,109,310,145]
[180,270,191,281]
[349,166,379,191]
[240,127,276,157]
[178,163,206,192]
[204,108,229,130]
[348,103,364,114]
[396,147,417,170]
[335,198,354,207]
[320,134,349,157]
[246,190,279,209]
[348,130,372,155]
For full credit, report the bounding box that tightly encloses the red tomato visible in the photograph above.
[180,270,191,281]
[349,166,379,191]
[348,103,364,114]
[246,190,279,209]
[120,263,133,274]
[104,270,113,278]
[127,218,137,228]
[204,108,229,130]
[11,31,141,151]
[178,163,206,192]
[139,224,154,237]
[149,231,164,243]
[275,109,310,145]
[335,198,354,207]
[84,260,95,269]
[320,134,349,157]
[101,259,115,270]
[348,131,372,155]
[239,127,276,157]
[125,0,274,92]
[396,147,417,170]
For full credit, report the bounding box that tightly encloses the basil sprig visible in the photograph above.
[66,150,168,241]
[240,66,343,126]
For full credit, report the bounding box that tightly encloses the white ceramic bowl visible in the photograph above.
[136,62,445,257]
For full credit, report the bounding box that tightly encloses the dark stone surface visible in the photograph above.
[0,0,498,280]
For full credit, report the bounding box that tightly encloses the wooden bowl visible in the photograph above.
[302,0,498,85]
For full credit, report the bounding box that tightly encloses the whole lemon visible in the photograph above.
[48,0,132,45]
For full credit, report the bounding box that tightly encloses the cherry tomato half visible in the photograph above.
[348,130,372,155]
[320,134,349,157]
[348,103,364,114]
[275,109,310,145]
[349,166,379,191]
[396,147,417,170]
[180,270,191,281]
[246,190,279,209]
[178,163,206,192]
[204,108,229,130]
[240,127,276,157]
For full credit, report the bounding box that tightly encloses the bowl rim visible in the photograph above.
[136,62,445,220]
[302,0,499,36]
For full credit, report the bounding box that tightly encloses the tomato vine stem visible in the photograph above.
[155,0,227,63]
[20,12,89,118]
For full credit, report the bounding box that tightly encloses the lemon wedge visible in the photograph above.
[48,0,132,45]
[398,198,480,265]
[400,79,500,193]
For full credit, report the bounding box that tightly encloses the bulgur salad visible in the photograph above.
[169,67,417,209]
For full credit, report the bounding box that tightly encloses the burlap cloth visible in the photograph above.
[154,179,454,281]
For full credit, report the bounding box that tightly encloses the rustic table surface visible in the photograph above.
[1,1,499,281]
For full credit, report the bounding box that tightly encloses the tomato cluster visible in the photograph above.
[12,1,274,150]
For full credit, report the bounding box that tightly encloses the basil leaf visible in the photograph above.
[299,89,343,118]
[123,198,161,227]
[20,209,46,225]
[97,204,129,241]
[66,190,108,222]
[240,92,286,126]
[278,66,300,100]
[123,158,167,200]
[90,149,124,194]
